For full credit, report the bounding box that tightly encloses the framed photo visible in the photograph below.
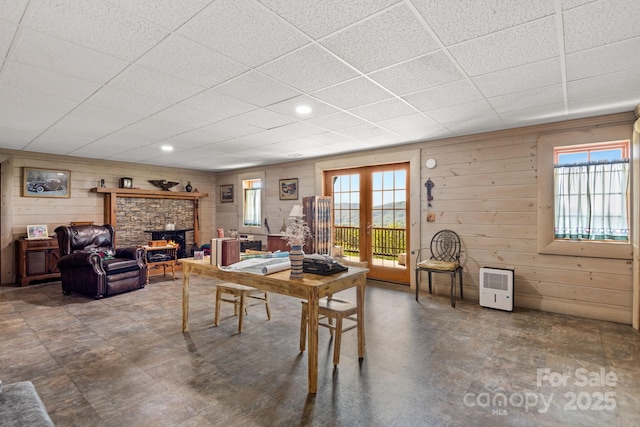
[279,178,298,200]
[23,168,70,198]
[194,250,205,261]
[27,225,49,240]
[220,184,234,203]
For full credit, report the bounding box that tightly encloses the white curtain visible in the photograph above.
[243,188,261,227]
[554,161,629,240]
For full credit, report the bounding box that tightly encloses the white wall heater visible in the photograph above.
[479,267,514,312]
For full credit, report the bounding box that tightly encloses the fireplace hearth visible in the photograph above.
[146,229,193,258]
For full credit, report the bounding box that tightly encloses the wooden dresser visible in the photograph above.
[15,238,60,286]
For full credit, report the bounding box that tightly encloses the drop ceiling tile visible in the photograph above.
[107,64,206,104]
[321,4,439,73]
[244,121,325,144]
[310,77,392,110]
[305,111,367,131]
[500,103,567,127]
[368,50,464,95]
[414,0,555,46]
[124,117,194,142]
[472,58,562,98]
[349,98,416,123]
[215,71,301,108]
[567,89,640,116]
[27,132,100,154]
[45,103,142,140]
[358,132,407,148]
[0,126,39,148]
[258,0,399,39]
[88,128,161,147]
[23,0,169,61]
[11,29,129,83]
[338,123,388,139]
[376,113,452,140]
[0,22,16,59]
[177,89,258,121]
[561,0,594,10]
[1,0,29,24]
[203,110,294,138]
[445,113,506,135]
[563,0,640,54]
[136,34,249,87]
[403,79,482,112]
[566,37,640,81]
[302,131,353,145]
[178,0,309,67]
[159,129,229,150]
[1,61,101,101]
[489,84,565,114]
[567,68,640,101]
[103,0,213,30]
[427,99,498,124]
[150,104,220,129]
[449,16,559,76]
[259,44,358,92]
[86,86,170,117]
[265,95,338,119]
[0,84,77,131]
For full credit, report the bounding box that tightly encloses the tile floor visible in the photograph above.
[1,275,640,426]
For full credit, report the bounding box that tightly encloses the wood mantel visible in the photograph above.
[90,187,209,246]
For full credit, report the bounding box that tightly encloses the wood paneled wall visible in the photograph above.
[0,151,215,284]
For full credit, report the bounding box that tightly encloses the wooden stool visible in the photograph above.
[214,282,271,333]
[300,297,357,366]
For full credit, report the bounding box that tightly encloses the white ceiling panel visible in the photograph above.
[22,0,169,61]
[472,58,562,98]
[259,44,358,92]
[0,1,638,171]
[214,71,301,108]
[415,0,555,46]
[1,0,29,24]
[11,29,129,83]
[563,0,640,53]
[349,98,417,123]
[321,4,439,73]
[566,37,640,81]
[136,34,249,87]
[403,79,483,112]
[257,0,399,39]
[449,17,559,76]
[368,50,464,95]
[1,61,101,101]
[310,77,392,110]
[177,0,309,67]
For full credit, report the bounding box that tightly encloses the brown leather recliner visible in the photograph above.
[54,224,146,299]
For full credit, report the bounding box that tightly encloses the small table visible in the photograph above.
[142,245,178,285]
[180,257,368,394]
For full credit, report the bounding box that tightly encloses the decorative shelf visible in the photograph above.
[90,187,208,199]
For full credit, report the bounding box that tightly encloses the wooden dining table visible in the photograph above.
[180,257,368,393]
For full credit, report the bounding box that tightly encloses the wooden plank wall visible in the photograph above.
[1,151,215,284]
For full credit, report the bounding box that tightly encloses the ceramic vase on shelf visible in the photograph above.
[185,181,192,192]
[289,245,304,279]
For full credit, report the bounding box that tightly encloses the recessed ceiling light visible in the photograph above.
[161,145,174,152]
[296,105,312,115]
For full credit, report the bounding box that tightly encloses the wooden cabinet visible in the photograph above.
[16,238,61,286]
[267,234,289,253]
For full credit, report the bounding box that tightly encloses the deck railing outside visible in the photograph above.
[334,225,406,259]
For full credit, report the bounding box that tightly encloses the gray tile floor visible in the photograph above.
[1,276,640,426]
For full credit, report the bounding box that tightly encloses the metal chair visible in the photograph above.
[412,230,463,307]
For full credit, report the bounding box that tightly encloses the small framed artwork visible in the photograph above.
[220,184,234,203]
[27,225,49,240]
[194,250,205,261]
[23,168,70,198]
[279,178,298,200]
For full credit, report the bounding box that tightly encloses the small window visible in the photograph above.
[242,178,262,227]
[554,140,629,242]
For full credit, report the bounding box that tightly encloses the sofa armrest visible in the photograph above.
[56,251,102,270]
[115,247,145,262]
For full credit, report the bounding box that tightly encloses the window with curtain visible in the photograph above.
[554,141,629,241]
[243,179,262,227]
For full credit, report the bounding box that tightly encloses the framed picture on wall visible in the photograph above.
[23,168,71,198]
[279,178,298,200]
[220,184,234,203]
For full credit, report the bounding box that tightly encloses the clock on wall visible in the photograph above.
[120,177,133,189]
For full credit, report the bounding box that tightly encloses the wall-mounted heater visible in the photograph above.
[479,267,514,312]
